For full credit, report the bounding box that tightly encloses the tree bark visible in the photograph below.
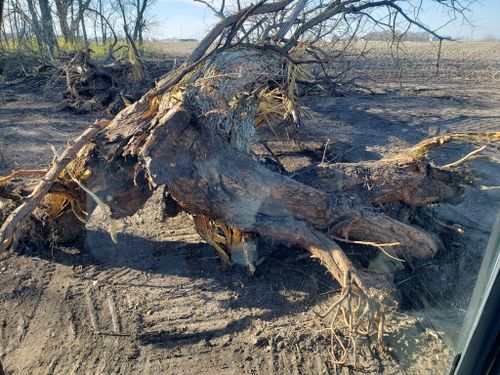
[38,0,58,57]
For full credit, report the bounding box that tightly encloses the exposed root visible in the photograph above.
[193,215,233,267]
[63,50,172,114]
[318,272,397,367]
[395,131,500,161]
[480,185,500,191]
[330,235,404,262]
[193,215,263,275]
[420,208,464,234]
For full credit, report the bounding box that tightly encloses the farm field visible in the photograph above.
[0,40,499,374]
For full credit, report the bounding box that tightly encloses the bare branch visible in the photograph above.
[189,0,295,63]
[194,0,224,18]
[274,0,307,41]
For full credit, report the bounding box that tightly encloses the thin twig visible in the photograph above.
[224,0,267,48]
[320,138,330,165]
[261,141,286,171]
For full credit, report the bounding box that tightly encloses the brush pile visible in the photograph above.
[63,50,173,114]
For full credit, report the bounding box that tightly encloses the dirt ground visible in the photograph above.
[0,41,499,374]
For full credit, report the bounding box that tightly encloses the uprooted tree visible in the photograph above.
[0,0,497,363]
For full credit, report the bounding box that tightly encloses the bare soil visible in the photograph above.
[1,41,499,374]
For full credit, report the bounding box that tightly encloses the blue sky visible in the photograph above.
[150,0,500,40]
[150,0,217,39]
[417,0,500,39]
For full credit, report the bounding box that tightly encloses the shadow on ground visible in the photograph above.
[15,228,339,348]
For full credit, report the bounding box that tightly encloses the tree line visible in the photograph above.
[0,0,155,61]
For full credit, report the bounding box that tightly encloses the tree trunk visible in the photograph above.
[79,0,88,47]
[2,46,494,303]
[70,0,90,45]
[132,0,148,46]
[55,0,72,43]
[38,0,58,58]
[99,0,107,43]
[26,0,44,52]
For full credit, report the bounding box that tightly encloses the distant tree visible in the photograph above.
[1,0,154,61]
[131,0,154,44]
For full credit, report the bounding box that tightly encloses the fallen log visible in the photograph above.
[2,46,496,304]
[2,46,499,353]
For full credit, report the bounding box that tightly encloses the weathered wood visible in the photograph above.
[294,155,466,206]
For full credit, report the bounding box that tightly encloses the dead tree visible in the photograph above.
[0,0,492,353]
[2,44,497,292]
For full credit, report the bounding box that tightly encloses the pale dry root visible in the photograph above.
[318,274,395,367]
